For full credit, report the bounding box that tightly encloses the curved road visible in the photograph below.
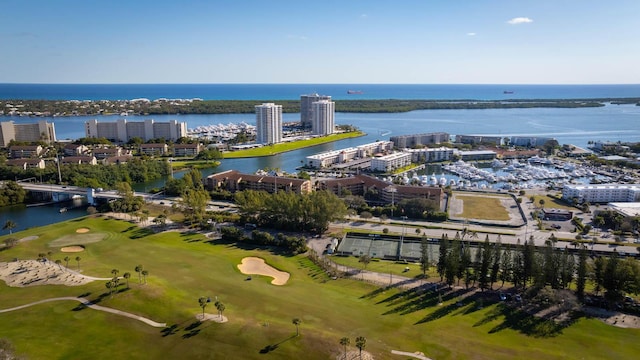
[0,297,166,328]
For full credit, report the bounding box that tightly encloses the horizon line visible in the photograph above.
[2,82,640,86]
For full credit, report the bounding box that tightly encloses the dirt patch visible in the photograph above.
[195,313,228,323]
[237,257,290,285]
[582,306,640,329]
[61,245,85,253]
[76,228,90,233]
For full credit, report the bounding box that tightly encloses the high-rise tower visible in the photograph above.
[311,100,335,135]
[300,93,331,128]
[255,103,283,144]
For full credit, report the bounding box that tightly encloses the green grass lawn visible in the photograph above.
[529,194,576,211]
[223,131,364,158]
[456,194,511,221]
[1,216,639,359]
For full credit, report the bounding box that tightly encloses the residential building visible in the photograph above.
[139,143,169,156]
[311,100,335,135]
[455,135,502,146]
[9,145,43,159]
[63,144,88,156]
[255,103,283,144]
[390,132,450,149]
[61,156,98,165]
[103,155,134,165]
[510,136,556,147]
[92,147,123,160]
[562,184,640,203]
[173,143,201,157]
[456,150,497,161]
[300,93,331,128]
[6,158,46,169]
[305,141,393,169]
[206,170,312,194]
[318,174,443,208]
[0,120,56,147]
[84,119,186,143]
[404,147,454,163]
[370,152,412,172]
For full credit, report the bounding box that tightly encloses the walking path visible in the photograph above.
[0,297,166,328]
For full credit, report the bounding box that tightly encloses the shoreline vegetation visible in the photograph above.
[2,98,640,117]
[222,131,365,158]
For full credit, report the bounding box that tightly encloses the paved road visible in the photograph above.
[0,297,166,328]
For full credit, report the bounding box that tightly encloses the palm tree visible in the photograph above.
[106,280,114,296]
[75,256,81,270]
[64,256,70,268]
[123,272,131,288]
[55,259,62,269]
[135,265,143,283]
[3,220,17,235]
[340,337,350,360]
[198,296,210,320]
[292,318,301,336]
[215,301,225,319]
[141,270,148,284]
[355,336,366,360]
[111,269,119,277]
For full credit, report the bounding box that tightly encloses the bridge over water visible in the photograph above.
[16,182,159,205]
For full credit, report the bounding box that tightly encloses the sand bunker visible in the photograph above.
[61,245,85,253]
[76,228,90,233]
[0,260,105,287]
[237,257,290,285]
[195,313,228,323]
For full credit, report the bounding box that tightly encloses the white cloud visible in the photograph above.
[507,17,533,25]
[467,32,476,36]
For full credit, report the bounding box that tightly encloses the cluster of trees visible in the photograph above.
[344,193,447,222]
[432,232,640,306]
[219,227,307,254]
[0,181,27,207]
[594,210,640,234]
[234,190,347,234]
[108,182,145,215]
[0,157,171,189]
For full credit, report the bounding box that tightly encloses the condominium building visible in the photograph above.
[305,141,393,169]
[311,100,335,135]
[510,136,556,147]
[455,135,502,146]
[300,93,331,128]
[206,170,312,194]
[562,184,640,203]
[404,147,454,163]
[370,152,412,172]
[84,119,186,143]
[255,103,283,144]
[0,120,56,147]
[390,132,450,149]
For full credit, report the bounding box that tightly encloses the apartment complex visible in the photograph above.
[319,174,444,208]
[206,170,312,194]
[255,103,283,144]
[311,100,335,135]
[305,141,393,169]
[0,120,56,147]
[300,93,331,128]
[84,119,186,143]
[404,147,455,163]
[370,152,412,172]
[455,135,502,146]
[390,132,450,149]
[562,184,640,203]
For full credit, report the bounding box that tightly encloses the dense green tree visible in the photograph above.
[437,234,449,282]
[419,236,429,277]
[0,181,27,206]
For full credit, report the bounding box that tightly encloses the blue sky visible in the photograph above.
[1,0,639,84]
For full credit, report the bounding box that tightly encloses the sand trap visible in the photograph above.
[76,228,90,233]
[0,260,107,287]
[237,257,290,285]
[195,313,228,323]
[61,245,85,253]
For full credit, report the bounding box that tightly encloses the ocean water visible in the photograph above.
[1,83,640,101]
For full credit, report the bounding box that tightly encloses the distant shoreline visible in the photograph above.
[2,98,639,118]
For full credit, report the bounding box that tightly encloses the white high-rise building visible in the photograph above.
[255,103,282,144]
[300,93,331,128]
[311,100,335,135]
[0,120,56,147]
[84,119,186,143]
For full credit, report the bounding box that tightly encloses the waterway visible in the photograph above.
[0,198,87,235]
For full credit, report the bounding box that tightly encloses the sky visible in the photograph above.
[1,0,639,84]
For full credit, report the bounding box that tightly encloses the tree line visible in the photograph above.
[220,227,307,254]
[430,232,640,306]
